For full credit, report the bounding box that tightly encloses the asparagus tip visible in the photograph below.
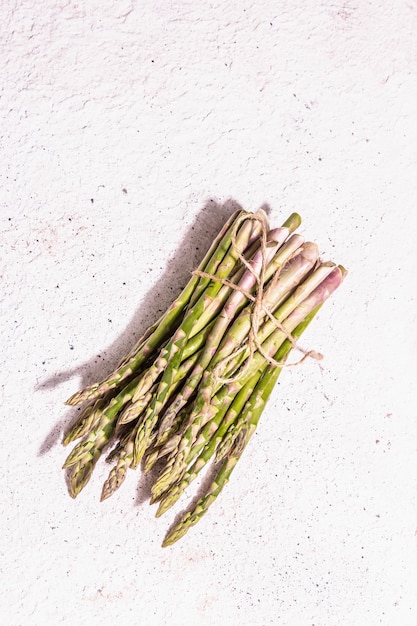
[161,528,183,547]
[65,391,83,406]
[155,495,176,517]
[67,471,86,498]
[100,485,112,502]
[143,450,159,473]
[154,505,165,518]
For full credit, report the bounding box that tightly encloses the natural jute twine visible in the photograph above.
[193,211,322,386]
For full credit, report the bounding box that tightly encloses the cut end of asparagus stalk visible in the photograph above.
[297,241,319,265]
[282,212,302,233]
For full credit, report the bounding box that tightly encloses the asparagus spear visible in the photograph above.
[66,449,104,499]
[100,426,138,501]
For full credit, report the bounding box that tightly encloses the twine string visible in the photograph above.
[192,212,322,387]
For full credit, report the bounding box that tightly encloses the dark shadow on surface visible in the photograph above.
[135,457,167,507]
[37,198,243,457]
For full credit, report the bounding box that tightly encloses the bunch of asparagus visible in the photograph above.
[63,208,345,546]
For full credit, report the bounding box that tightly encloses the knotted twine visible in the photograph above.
[193,210,323,387]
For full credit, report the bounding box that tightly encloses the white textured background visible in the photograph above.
[1,1,416,625]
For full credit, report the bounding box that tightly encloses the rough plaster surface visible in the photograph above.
[1,1,416,625]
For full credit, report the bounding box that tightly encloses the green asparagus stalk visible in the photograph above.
[161,457,238,546]
[66,449,104,499]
